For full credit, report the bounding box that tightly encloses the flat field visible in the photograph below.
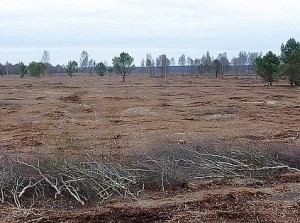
[0,75,299,222]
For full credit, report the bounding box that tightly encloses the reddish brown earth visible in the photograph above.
[0,75,299,222]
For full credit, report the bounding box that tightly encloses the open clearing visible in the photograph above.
[0,75,299,222]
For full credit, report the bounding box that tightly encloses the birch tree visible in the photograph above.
[41,50,51,75]
[178,54,186,75]
[80,50,89,74]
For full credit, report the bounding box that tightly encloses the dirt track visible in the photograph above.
[0,74,300,222]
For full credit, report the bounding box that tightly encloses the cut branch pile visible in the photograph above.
[0,142,299,207]
[131,143,300,191]
[0,154,139,208]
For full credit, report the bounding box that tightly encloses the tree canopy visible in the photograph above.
[255,51,280,86]
[66,61,78,77]
[281,38,300,86]
[282,50,300,86]
[281,38,300,64]
[19,62,27,78]
[112,52,135,82]
[213,59,222,78]
[95,62,107,76]
[27,62,45,77]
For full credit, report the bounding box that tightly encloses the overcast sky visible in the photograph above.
[0,0,300,65]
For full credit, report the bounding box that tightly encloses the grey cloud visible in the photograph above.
[1,0,300,64]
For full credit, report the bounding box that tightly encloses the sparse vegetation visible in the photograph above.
[1,38,300,222]
[0,74,299,222]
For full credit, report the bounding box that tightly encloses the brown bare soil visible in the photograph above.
[0,75,299,222]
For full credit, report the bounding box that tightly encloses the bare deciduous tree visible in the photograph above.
[146,53,155,76]
[88,58,95,74]
[170,57,176,66]
[194,58,201,77]
[41,50,51,75]
[161,54,168,78]
[140,59,145,67]
[201,51,212,75]
[80,50,89,74]
[217,53,230,77]
[178,54,186,75]
[247,52,262,73]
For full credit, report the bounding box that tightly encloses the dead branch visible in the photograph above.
[14,158,62,198]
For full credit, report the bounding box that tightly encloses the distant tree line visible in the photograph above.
[0,50,113,78]
[1,38,299,86]
[0,50,261,78]
[138,51,260,78]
